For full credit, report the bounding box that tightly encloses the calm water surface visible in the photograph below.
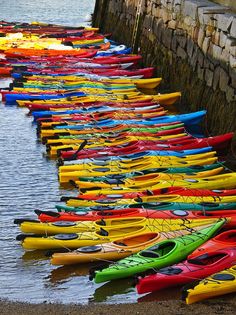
[0,0,143,305]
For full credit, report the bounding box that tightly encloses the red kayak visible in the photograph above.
[35,208,236,228]
[7,54,142,67]
[72,187,236,201]
[36,106,165,123]
[59,133,233,160]
[27,100,158,112]
[188,230,236,260]
[136,248,236,294]
[81,54,142,65]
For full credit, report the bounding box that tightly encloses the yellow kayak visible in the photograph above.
[184,265,236,304]
[66,194,236,208]
[71,173,236,195]
[58,158,218,183]
[14,76,163,89]
[59,152,217,173]
[17,91,180,107]
[50,223,216,265]
[72,167,224,190]
[16,216,220,235]
[17,217,221,250]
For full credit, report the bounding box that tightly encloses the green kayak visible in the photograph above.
[56,202,236,213]
[92,219,226,283]
[52,123,184,140]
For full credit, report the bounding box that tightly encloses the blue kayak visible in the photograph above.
[5,91,85,105]
[53,111,206,129]
[61,147,213,165]
[32,105,162,121]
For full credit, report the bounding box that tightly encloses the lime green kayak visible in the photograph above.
[55,202,236,213]
[92,219,226,283]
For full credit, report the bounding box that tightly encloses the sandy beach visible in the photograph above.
[1,296,236,315]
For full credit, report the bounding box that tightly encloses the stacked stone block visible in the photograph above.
[93,0,236,153]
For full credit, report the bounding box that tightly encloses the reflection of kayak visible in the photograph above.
[136,248,236,294]
[92,220,225,283]
[188,230,236,259]
[183,264,236,304]
[16,217,222,250]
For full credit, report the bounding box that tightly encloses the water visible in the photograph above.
[0,0,94,26]
[0,0,146,305]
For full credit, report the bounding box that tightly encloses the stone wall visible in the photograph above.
[93,0,236,164]
[212,1,236,11]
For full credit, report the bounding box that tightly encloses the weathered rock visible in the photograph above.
[197,27,205,47]
[230,55,236,68]
[177,45,187,59]
[205,68,214,86]
[219,31,227,48]
[187,37,194,58]
[212,44,223,60]
[215,13,233,32]
[197,64,205,80]
[202,36,210,54]
[219,67,229,91]
[226,86,235,102]
[230,17,236,37]
[162,27,173,49]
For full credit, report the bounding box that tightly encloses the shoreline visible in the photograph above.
[1,297,236,315]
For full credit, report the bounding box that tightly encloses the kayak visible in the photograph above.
[46,132,194,157]
[183,265,236,304]
[5,90,85,105]
[55,201,236,213]
[14,216,223,235]
[92,220,226,283]
[65,173,236,194]
[35,208,236,228]
[71,167,223,190]
[31,101,164,119]
[188,229,236,259]
[58,158,218,181]
[57,148,214,168]
[58,151,217,172]
[136,248,236,294]
[65,195,236,208]
[44,134,194,156]
[70,186,236,200]
[16,217,222,250]
[58,133,233,160]
[49,230,183,266]
[38,111,206,136]
[44,126,185,144]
